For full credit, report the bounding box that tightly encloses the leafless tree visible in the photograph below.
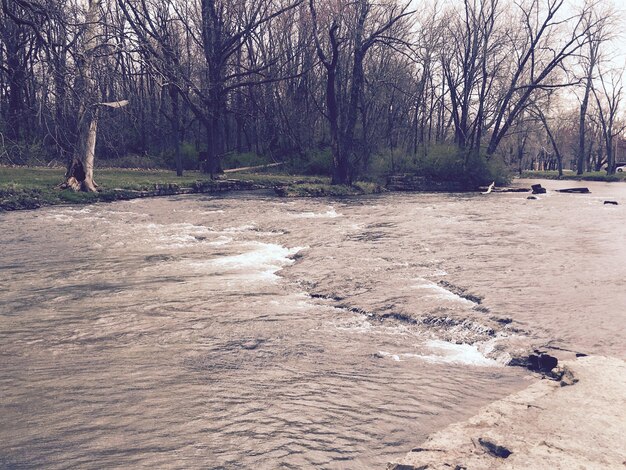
[592,66,624,174]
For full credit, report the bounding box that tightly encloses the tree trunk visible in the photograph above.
[169,84,183,177]
[66,106,99,192]
[63,0,101,192]
[577,74,592,175]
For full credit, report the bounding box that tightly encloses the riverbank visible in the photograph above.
[389,355,626,469]
[5,166,624,213]
[0,166,383,211]
[521,170,626,182]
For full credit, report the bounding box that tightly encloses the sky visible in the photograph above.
[410,0,626,109]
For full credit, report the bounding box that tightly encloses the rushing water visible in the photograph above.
[1,179,625,468]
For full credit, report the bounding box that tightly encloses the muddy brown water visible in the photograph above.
[1,179,624,468]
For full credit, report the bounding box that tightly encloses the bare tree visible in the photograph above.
[310,0,413,184]
[531,95,565,176]
[593,66,624,175]
[485,0,604,158]
[575,4,614,175]
[63,0,128,192]
[441,0,500,160]
[119,0,303,177]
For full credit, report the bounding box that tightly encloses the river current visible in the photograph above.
[1,179,624,468]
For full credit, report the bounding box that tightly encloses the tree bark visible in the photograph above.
[64,0,101,192]
[169,84,183,177]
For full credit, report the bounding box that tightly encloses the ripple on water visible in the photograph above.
[6,185,623,467]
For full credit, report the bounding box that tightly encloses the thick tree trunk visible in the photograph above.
[204,106,222,177]
[326,68,342,185]
[6,53,25,142]
[577,82,591,175]
[66,106,99,192]
[63,0,101,192]
[169,84,183,177]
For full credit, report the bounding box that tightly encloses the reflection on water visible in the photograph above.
[1,179,624,468]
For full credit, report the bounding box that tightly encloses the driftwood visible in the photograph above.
[481,182,495,194]
[556,187,590,194]
[485,187,531,193]
[223,162,285,173]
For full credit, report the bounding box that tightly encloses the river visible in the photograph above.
[1,179,624,468]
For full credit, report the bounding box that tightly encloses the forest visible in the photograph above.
[0,0,624,191]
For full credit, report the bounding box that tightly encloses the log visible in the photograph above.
[556,187,590,194]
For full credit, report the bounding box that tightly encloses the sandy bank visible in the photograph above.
[389,355,626,469]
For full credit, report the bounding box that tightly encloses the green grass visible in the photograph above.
[520,170,626,182]
[0,166,383,211]
[0,167,215,211]
[0,167,205,189]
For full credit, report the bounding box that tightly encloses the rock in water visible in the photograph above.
[528,353,559,373]
[531,184,546,194]
[509,353,559,374]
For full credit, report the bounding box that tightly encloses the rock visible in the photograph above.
[527,196,538,200]
[531,184,546,194]
[274,186,288,197]
[387,464,428,470]
[556,187,590,193]
[478,438,512,458]
[509,353,558,373]
[604,200,618,205]
[528,353,558,373]
[557,366,579,387]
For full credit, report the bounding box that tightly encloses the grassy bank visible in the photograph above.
[521,170,626,182]
[0,166,384,212]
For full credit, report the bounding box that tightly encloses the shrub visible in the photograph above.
[365,144,511,187]
[221,151,270,170]
[287,149,333,176]
[97,154,168,169]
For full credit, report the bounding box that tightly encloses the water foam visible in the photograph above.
[207,242,306,280]
[379,340,499,367]
[145,222,215,248]
[294,207,341,218]
[411,279,475,305]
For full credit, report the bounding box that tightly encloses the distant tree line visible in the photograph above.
[0,0,624,189]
